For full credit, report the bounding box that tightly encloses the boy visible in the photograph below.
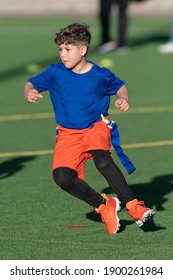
[24,23,155,234]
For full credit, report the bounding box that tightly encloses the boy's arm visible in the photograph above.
[115,85,129,112]
[24,82,43,103]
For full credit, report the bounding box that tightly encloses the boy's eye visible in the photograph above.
[59,48,70,52]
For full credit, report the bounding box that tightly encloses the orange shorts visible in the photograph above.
[52,120,111,180]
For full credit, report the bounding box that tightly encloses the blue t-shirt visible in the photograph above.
[28,62,125,129]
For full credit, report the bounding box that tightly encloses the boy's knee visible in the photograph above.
[53,167,76,190]
[92,150,112,172]
[96,158,110,172]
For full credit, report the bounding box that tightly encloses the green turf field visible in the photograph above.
[0,16,173,260]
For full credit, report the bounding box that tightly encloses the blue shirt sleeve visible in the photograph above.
[27,65,55,92]
[102,68,125,96]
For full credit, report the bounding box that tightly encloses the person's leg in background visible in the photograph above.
[98,0,116,53]
[158,18,173,54]
[116,0,129,50]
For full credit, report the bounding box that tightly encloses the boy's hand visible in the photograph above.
[115,97,129,112]
[24,89,43,103]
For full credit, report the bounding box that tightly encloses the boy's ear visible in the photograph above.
[80,45,88,57]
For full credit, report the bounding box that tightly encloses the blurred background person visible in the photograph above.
[98,0,129,53]
[158,18,173,54]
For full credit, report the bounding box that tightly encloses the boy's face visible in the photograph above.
[58,43,87,70]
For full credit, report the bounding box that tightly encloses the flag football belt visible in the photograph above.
[101,114,136,174]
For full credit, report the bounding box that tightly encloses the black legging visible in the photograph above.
[99,0,129,47]
[53,150,135,208]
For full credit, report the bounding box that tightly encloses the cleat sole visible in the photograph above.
[136,209,155,227]
[112,197,121,233]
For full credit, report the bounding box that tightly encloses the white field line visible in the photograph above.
[0,113,53,122]
[1,140,173,158]
[0,106,173,158]
[109,106,173,115]
[1,106,173,122]
[0,150,53,158]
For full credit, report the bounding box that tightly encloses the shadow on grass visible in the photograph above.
[0,32,169,82]
[0,156,37,180]
[86,173,173,232]
[0,57,61,82]
[86,211,134,233]
[91,33,169,52]
[128,33,169,48]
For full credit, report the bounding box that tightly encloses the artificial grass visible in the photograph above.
[0,16,173,260]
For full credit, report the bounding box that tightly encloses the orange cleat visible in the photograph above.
[96,193,121,234]
[128,200,155,227]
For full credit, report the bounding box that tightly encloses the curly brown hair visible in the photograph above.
[54,23,91,50]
